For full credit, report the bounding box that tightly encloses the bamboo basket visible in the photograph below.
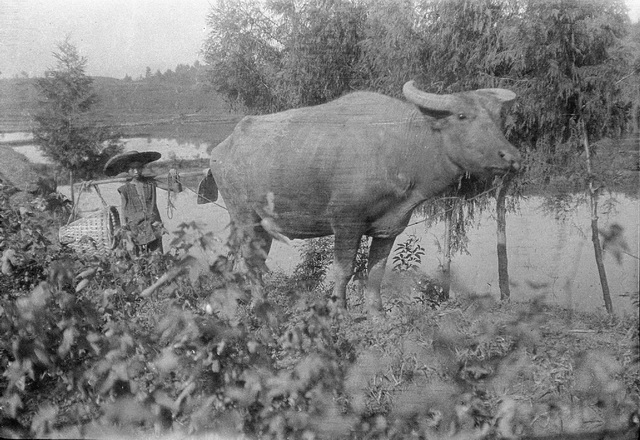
[58,183,121,257]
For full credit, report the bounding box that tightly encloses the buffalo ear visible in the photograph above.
[415,106,452,131]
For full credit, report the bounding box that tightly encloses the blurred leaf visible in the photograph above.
[574,350,623,398]
[180,254,209,285]
[206,286,246,325]
[57,326,77,357]
[101,396,155,426]
[155,348,180,374]
[0,394,23,418]
[86,332,102,354]
[74,278,90,293]
[30,404,58,437]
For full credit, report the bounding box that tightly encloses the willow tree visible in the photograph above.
[418,176,493,298]
[32,39,122,203]
[506,0,633,313]
[203,0,364,113]
[203,0,283,112]
[408,0,522,300]
[357,0,427,96]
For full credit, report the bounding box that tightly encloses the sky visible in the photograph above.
[1,0,639,80]
[0,0,211,79]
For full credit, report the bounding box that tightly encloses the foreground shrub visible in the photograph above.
[1,185,638,439]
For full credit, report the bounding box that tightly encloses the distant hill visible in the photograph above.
[0,76,242,144]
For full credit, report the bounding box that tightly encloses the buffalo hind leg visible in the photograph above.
[332,230,362,309]
[366,236,396,312]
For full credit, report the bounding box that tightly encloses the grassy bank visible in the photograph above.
[0,185,638,438]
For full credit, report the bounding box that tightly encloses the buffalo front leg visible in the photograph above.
[231,217,273,307]
[366,236,396,312]
[332,231,362,309]
[248,224,272,306]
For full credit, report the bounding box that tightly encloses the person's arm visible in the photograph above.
[119,192,128,226]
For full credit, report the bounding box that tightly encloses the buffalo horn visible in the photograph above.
[475,88,516,103]
[402,81,456,111]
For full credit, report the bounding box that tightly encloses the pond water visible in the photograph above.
[60,179,639,317]
[5,133,212,163]
[0,132,33,143]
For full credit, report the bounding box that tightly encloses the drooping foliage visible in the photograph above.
[506,0,632,157]
[269,0,365,108]
[203,0,638,198]
[356,0,427,95]
[204,0,283,112]
[204,0,636,147]
[411,0,521,92]
[204,0,365,113]
[32,39,122,183]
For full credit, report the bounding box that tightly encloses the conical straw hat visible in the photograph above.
[104,150,161,176]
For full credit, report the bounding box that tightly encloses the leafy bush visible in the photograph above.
[1,184,638,439]
[411,274,447,309]
[392,234,425,273]
[292,237,334,292]
[0,185,71,294]
[290,236,370,293]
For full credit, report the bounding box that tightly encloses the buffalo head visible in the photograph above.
[403,81,520,177]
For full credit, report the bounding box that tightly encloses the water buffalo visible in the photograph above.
[208,81,521,312]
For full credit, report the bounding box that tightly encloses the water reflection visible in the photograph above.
[7,134,212,164]
[0,132,32,143]
[396,194,638,316]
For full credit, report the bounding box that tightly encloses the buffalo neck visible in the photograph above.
[401,107,464,201]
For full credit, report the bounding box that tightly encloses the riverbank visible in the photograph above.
[0,141,210,197]
[0,143,43,191]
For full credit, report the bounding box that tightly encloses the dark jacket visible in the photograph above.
[118,177,162,246]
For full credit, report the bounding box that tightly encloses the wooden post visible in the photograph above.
[581,119,613,314]
[496,175,512,301]
[441,200,453,300]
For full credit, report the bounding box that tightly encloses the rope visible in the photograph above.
[93,184,108,208]
[66,180,111,225]
[406,177,510,228]
[166,171,178,219]
[67,181,88,225]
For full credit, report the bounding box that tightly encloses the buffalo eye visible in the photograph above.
[457,113,467,120]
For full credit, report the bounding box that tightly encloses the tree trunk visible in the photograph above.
[634,85,639,160]
[441,201,453,300]
[496,175,512,301]
[581,120,613,314]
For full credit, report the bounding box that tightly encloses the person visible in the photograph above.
[104,150,181,254]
